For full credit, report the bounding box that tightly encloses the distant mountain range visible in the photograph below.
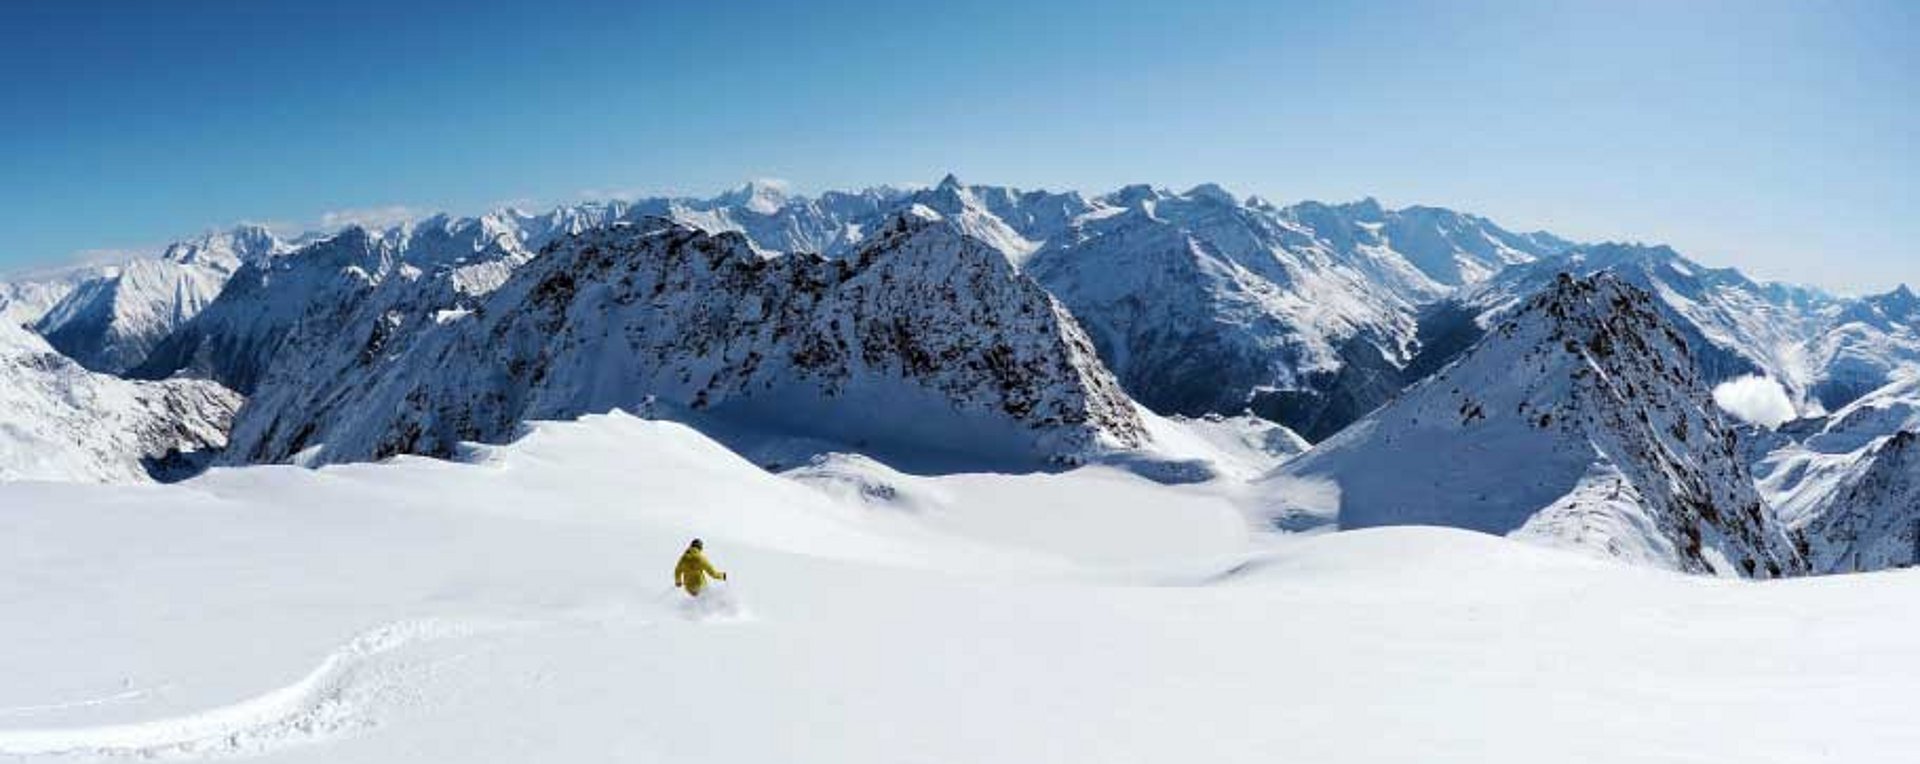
[3,176,1915,576]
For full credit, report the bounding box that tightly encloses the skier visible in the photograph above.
[673,538,728,597]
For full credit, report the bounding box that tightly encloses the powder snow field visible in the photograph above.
[4,413,1920,763]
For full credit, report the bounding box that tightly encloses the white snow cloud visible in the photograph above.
[1712,375,1797,428]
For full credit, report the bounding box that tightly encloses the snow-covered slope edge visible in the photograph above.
[0,321,240,483]
[223,209,1147,471]
[1265,273,1805,577]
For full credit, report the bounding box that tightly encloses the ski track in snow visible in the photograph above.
[0,688,168,719]
[0,592,746,763]
[0,617,540,761]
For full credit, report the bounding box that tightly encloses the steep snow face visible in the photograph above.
[224,211,1146,470]
[28,226,289,374]
[1268,274,1804,577]
[1753,373,1920,572]
[0,321,239,483]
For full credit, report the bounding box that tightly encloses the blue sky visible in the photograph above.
[1,0,1913,291]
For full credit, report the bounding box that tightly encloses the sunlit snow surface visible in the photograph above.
[3,414,1917,762]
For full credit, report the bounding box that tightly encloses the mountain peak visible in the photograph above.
[1185,183,1238,206]
[1344,196,1386,218]
[718,179,791,215]
[1108,184,1161,210]
[1271,271,1803,577]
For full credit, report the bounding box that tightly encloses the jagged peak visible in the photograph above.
[1530,271,1654,318]
[1184,183,1238,206]
[1337,196,1387,219]
[717,178,793,215]
[1105,184,1163,211]
[157,223,287,267]
[1876,283,1917,304]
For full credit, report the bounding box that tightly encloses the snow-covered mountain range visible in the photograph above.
[30,225,288,374]
[1026,190,1569,440]
[1,176,1914,576]
[223,210,1145,471]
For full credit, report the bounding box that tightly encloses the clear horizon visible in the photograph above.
[3,0,1913,293]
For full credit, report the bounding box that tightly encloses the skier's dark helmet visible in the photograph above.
[690,538,704,550]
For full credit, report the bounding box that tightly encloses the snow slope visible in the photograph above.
[1268,274,1804,576]
[3,413,1918,763]
[0,320,239,483]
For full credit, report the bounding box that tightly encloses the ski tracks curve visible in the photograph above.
[0,617,536,761]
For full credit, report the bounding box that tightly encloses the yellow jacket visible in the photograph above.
[674,547,725,592]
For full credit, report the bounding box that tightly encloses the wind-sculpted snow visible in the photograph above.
[224,210,1147,470]
[0,321,239,483]
[1268,273,1805,577]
